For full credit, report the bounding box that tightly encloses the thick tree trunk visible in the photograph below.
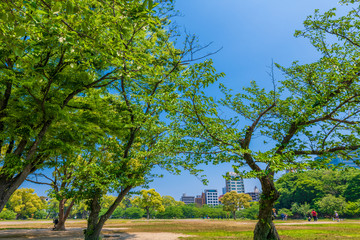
[232,211,236,220]
[0,164,34,212]
[84,194,102,240]
[253,176,280,240]
[84,186,132,240]
[0,121,51,213]
[54,199,75,231]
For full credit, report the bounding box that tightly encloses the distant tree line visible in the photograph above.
[0,188,259,220]
[275,168,360,218]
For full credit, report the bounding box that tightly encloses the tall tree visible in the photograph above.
[0,0,160,212]
[26,154,81,230]
[133,189,165,220]
[7,188,45,219]
[171,1,360,239]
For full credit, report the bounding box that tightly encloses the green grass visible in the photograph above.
[1,219,360,239]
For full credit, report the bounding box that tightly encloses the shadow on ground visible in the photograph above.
[0,228,137,240]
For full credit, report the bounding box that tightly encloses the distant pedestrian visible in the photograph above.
[285,214,288,220]
[308,216,311,222]
[311,210,317,221]
[281,213,285,220]
[335,211,339,222]
[53,218,59,230]
[272,208,277,220]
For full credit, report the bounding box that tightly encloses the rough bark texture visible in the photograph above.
[0,121,51,212]
[84,186,132,240]
[54,199,75,231]
[0,164,34,211]
[84,194,103,240]
[253,176,280,240]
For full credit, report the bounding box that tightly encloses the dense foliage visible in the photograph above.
[276,169,360,218]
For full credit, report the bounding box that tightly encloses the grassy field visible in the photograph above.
[1,219,360,239]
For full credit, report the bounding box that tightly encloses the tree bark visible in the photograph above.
[54,199,75,231]
[0,164,34,212]
[232,211,236,220]
[84,193,103,240]
[253,176,280,240]
[146,208,150,220]
[84,186,132,240]
[0,121,52,213]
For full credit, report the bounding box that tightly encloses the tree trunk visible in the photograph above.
[253,176,280,240]
[84,186,132,240]
[84,193,102,240]
[146,208,150,220]
[0,164,34,212]
[0,121,51,213]
[54,199,75,231]
[232,211,236,220]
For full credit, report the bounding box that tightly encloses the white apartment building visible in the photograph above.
[204,189,219,206]
[225,172,245,194]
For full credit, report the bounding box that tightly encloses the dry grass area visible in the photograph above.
[0,219,360,239]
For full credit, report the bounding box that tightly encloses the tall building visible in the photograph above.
[180,194,195,204]
[204,189,219,206]
[225,172,245,194]
[195,193,206,207]
[246,186,261,202]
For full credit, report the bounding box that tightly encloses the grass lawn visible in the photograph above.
[0,219,360,239]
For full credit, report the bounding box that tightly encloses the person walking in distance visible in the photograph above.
[311,209,317,222]
[335,211,340,222]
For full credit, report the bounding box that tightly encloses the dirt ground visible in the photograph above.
[0,220,193,239]
[0,227,191,240]
[0,219,356,239]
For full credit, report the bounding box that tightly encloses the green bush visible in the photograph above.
[238,202,259,220]
[34,210,47,219]
[0,209,17,220]
[123,207,144,219]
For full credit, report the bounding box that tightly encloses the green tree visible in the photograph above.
[27,154,82,230]
[344,174,360,202]
[181,204,200,218]
[162,195,184,207]
[0,0,161,213]
[7,188,45,219]
[238,202,259,220]
[123,207,144,219]
[172,1,360,239]
[0,208,17,220]
[133,189,165,220]
[157,206,184,219]
[220,191,252,220]
[315,194,347,217]
[344,200,360,218]
[291,202,311,219]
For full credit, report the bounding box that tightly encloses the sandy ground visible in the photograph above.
[0,228,191,239]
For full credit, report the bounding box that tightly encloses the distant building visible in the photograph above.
[222,187,227,195]
[204,189,219,206]
[246,186,261,202]
[195,193,206,207]
[180,194,195,204]
[218,194,224,204]
[225,172,245,194]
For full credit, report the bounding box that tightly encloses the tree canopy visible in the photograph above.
[220,191,252,220]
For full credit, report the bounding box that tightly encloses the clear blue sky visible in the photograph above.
[22,0,342,200]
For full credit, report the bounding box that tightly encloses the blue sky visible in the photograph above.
[22,0,342,200]
[147,0,342,200]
